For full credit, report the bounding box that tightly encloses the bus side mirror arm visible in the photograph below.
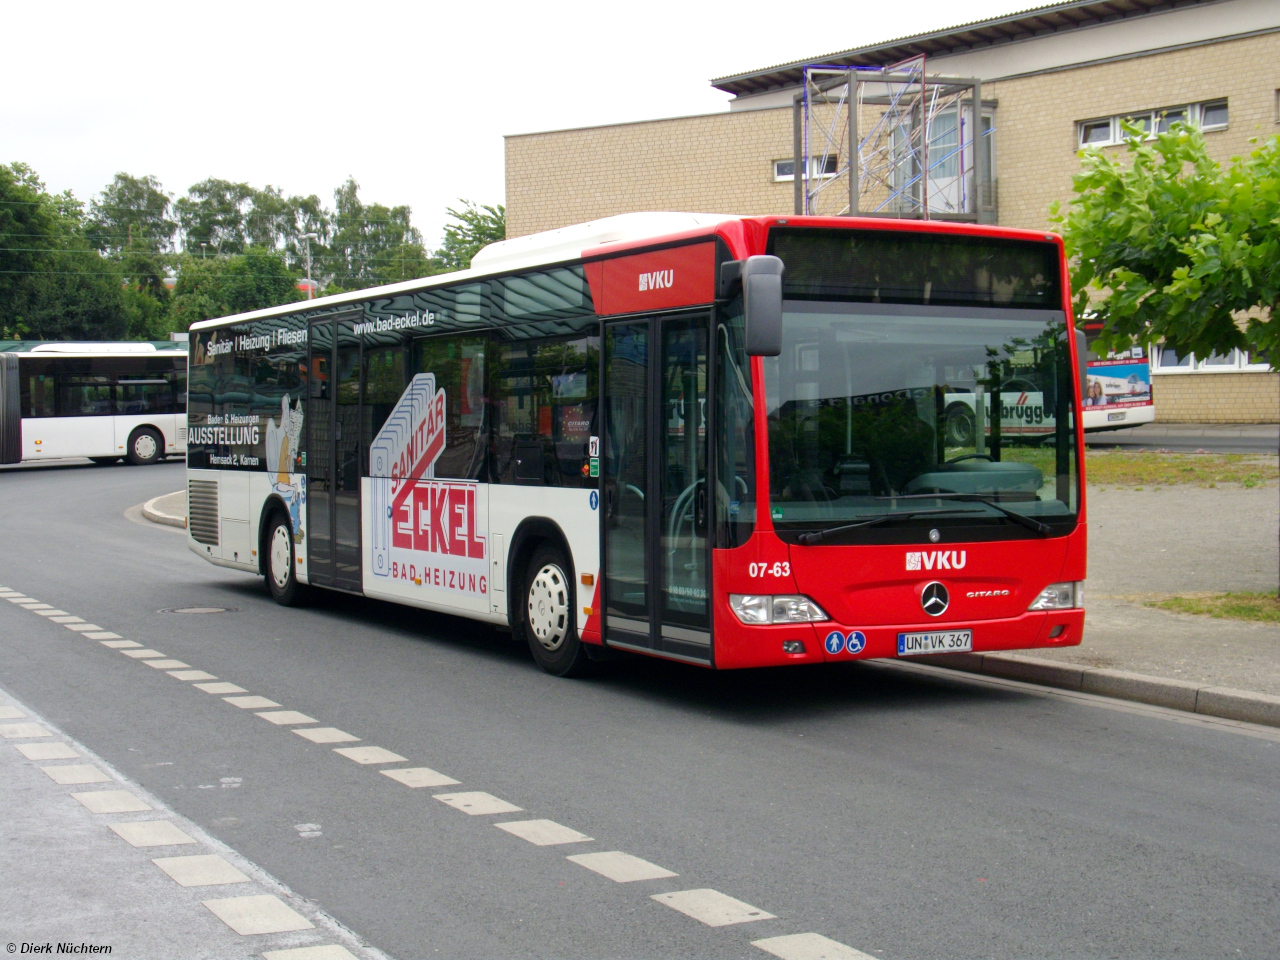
[742,256,784,357]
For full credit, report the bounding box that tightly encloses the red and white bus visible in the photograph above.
[186,213,1086,675]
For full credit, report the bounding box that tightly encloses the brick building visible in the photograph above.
[505,0,1280,423]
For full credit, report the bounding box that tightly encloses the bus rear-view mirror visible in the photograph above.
[743,256,784,357]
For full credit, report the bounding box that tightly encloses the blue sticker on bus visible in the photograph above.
[824,631,845,654]
[589,490,599,511]
[845,630,867,655]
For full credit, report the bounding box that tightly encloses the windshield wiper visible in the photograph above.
[796,507,986,545]
[874,493,1053,537]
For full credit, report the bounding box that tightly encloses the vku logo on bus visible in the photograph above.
[905,550,967,571]
[638,269,674,292]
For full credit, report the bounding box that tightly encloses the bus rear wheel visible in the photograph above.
[522,544,591,677]
[126,427,162,466]
[265,513,307,606]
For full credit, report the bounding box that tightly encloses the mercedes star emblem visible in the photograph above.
[921,581,949,616]
[929,528,941,543]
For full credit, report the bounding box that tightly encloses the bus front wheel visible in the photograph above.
[126,428,162,466]
[522,544,591,677]
[265,513,308,607]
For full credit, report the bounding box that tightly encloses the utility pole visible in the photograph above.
[301,233,318,299]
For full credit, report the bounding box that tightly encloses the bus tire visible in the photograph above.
[89,457,120,465]
[126,427,162,466]
[521,544,591,677]
[264,512,308,607]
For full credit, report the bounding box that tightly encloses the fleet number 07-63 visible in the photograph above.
[749,562,791,578]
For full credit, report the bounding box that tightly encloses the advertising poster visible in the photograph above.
[1084,357,1153,409]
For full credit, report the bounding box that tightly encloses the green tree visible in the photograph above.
[176,178,256,254]
[87,173,176,255]
[325,177,427,290]
[1052,123,1280,363]
[0,162,57,326]
[435,200,505,272]
[171,248,303,328]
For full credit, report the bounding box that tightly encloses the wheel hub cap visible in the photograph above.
[527,563,569,652]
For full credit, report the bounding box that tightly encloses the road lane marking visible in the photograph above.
[72,789,153,813]
[294,727,360,744]
[1,722,52,738]
[20,602,52,610]
[434,791,522,815]
[495,819,592,846]
[64,623,104,632]
[0,705,27,719]
[753,933,879,960]
[40,763,112,784]
[169,670,218,681]
[379,767,459,788]
[102,640,142,649]
[652,889,776,927]
[109,820,198,847]
[4,595,34,602]
[122,649,166,658]
[202,894,315,935]
[34,609,69,616]
[194,682,248,694]
[85,631,122,640]
[567,851,678,883]
[145,659,191,669]
[224,696,281,709]
[262,946,358,960]
[49,616,84,623]
[15,742,79,760]
[333,746,407,764]
[152,853,251,887]
[257,711,318,725]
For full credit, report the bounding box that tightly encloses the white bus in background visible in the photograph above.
[0,342,188,466]
[1078,322,1155,432]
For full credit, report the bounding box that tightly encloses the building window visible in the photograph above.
[773,156,839,182]
[1151,346,1270,374]
[1077,100,1228,148]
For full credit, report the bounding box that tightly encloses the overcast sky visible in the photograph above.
[4,0,1035,245]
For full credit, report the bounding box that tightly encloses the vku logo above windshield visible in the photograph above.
[906,550,968,571]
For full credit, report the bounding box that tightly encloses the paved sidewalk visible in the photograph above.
[0,684,383,960]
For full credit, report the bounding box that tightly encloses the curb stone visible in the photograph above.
[916,651,1280,728]
[142,491,186,529]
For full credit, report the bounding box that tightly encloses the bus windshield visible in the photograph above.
[763,301,1078,541]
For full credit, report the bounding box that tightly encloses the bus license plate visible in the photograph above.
[1107,412,1126,421]
[897,630,973,656]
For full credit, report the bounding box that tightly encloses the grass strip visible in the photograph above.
[1149,592,1280,623]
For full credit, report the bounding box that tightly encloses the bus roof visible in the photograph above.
[0,341,187,357]
[188,212,1061,333]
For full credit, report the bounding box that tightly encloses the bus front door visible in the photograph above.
[306,316,364,593]
[602,312,711,664]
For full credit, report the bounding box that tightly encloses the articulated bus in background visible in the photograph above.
[186,213,1086,676]
[1078,320,1155,432]
[0,341,188,466]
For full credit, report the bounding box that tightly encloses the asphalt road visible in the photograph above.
[1,460,1278,959]
[1084,422,1279,453]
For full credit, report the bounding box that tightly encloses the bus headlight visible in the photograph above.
[729,594,829,624]
[1028,582,1084,610]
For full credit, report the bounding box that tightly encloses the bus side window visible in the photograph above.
[18,359,56,418]
[490,335,597,488]
[406,334,487,481]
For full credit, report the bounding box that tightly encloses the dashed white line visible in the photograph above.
[85,631,123,640]
[263,946,358,960]
[15,741,79,760]
[566,851,678,883]
[224,695,281,709]
[0,705,27,719]
[20,603,52,610]
[752,933,880,960]
[121,648,166,658]
[194,682,248,694]
[202,894,315,935]
[294,727,360,744]
[72,789,153,814]
[434,791,522,815]
[652,889,776,927]
[1,722,52,738]
[101,639,142,649]
[495,819,592,846]
[145,659,191,669]
[152,853,251,887]
[333,746,406,765]
[257,710,318,726]
[34,609,69,617]
[40,763,112,785]
[169,670,218,681]
[108,820,198,847]
[64,623,105,632]
[379,767,459,788]
[49,615,84,623]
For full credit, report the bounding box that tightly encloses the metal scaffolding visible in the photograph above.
[792,56,993,221]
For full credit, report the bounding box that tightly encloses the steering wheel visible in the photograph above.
[945,453,994,464]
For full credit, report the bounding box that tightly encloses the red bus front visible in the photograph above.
[708,218,1085,669]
